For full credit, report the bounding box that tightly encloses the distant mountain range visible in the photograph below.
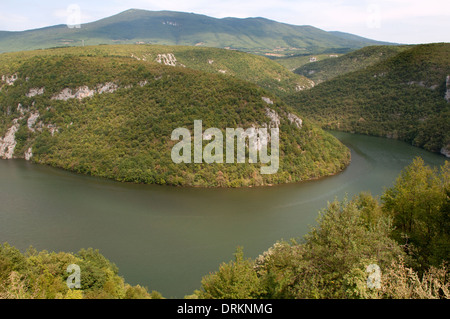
[0,9,395,54]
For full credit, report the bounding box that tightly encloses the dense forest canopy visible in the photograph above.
[287,43,450,156]
[0,45,350,187]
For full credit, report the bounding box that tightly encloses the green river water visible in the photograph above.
[0,131,447,297]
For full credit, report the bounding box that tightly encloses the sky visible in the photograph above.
[0,0,449,44]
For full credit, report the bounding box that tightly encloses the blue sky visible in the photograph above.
[0,0,449,44]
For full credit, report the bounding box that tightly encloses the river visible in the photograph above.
[0,131,447,297]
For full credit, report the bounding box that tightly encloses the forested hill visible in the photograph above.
[0,44,313,96]
[287,43,450,157]
[0,9,394,55]
[0,45,350,187]
[294,45,410,84]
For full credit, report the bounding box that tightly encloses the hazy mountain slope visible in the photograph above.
[0,9,394,55]
[294,45,409,84]
[0,46,350,187]
[272,53,343,72]
[287,43,450,156]
[328,31,396,44]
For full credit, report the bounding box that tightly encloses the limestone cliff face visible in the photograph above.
[51,82,118,101]
[0,75,152,161]
[0,120,19,159]
[287,113,302,129]
[1,71,308,167]
[26,87,45,97]
[441,144,450,158]
[24,147,33,161]
[0,107,41,160]
[262,96,303,130]
[1,74,18,86]
[155,53,185,67]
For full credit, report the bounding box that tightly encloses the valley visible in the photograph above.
[0,45,349,187]
[287,43,450,157]
[0,7,448,301]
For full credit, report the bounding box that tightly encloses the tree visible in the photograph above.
[196,247,264,299]
[382,158,450,269]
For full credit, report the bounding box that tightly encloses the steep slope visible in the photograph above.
[0,9,394,55]
[272,53,343,72]
[0,44,313,96]
[83,44,314,95]
[0,46,350,187]
[287,43,450,157]
[294,45,409,84]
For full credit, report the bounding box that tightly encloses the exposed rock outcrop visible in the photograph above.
[261,97,274,105]
[24,147,33,161]
[26,87,45,97]
[441,144,450,158]
[52,86,95,100]
[155,53,177,66]
[51,82,118,101]
[262,97,302,129]
[96,82,118,94]
[0,120,20,159]
[287,113,303,128]
[265,108,280,129]
[2,74,18,86]
[27,111,40,132]
[17,103,28,115]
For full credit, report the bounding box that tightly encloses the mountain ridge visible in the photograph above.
[0,9,395,55]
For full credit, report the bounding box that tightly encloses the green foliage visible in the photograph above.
[195,159,450,299]
[0,244,160,299]
[382,158,450,270]
[377,258,449,299]
[294,45,409,84]
[0,44,312,96]
[124,285,163,299]
[195,247,265,299]
[195,195,405,299]
[0,45,350,187]
[288,43,450,155]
